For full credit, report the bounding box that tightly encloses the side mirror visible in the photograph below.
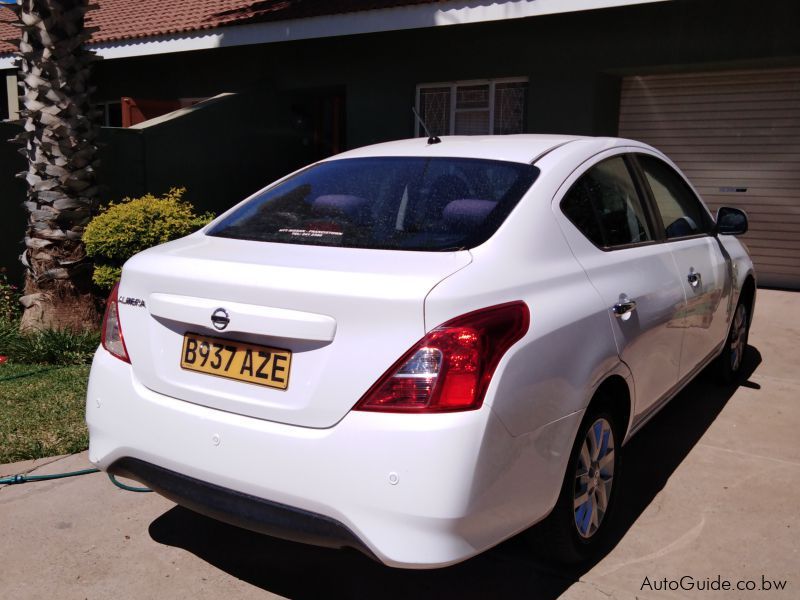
[715,206,748,236]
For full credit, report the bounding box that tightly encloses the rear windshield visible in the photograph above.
[207,157,539,251]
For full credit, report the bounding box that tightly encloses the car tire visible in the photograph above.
[716,301,750,385]
[529,403,622,565]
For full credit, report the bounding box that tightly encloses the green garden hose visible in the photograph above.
[0,366,62,382]
[107,473,152,493]
[0,467,99,484]
[0,369,151,492]
[0,467,151,492]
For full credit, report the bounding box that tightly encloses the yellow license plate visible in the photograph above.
[180,333,291,390]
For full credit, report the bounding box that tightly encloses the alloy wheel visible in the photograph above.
[730,304,747,373]
[573,417,615,539]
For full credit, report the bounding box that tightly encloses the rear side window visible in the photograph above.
[561,156,653,248]
[207,157,538,251]
[637,155,710,238]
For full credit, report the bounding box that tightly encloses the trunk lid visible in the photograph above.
[118,234,471,428]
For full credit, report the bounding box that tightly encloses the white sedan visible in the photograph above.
[86,135,755,568]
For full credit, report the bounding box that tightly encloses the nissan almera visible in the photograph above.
[86,135,755,568]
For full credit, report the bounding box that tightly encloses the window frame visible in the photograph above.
[94,100,122,127]
[629,153,715,242]
[559,154,662,252]
[415,77,528,137]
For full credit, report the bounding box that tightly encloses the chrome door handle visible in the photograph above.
[687,269,702,288]
[612,297,637,318]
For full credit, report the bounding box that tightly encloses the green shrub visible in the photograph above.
[92,264,124,292]
[0,319,18,353]
[0,269,21,322]
[0,320,99,365]
[83,187,214,290]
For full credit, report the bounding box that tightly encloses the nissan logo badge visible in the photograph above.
[211,308,230,331]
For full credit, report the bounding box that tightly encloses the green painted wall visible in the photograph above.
[96,88,313,215]
[90,0,800,149]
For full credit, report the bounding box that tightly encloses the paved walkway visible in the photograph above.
[1,289,797,599]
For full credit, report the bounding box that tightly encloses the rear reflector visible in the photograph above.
[101,281,130,363]
[354,301,529,413]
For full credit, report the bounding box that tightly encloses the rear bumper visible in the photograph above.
[108,457,376,559]
[87,348,582,568]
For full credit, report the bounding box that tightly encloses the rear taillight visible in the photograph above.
[354,301,529,413]
[101,281,130,363]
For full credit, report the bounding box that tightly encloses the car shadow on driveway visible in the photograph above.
[148,347,762,600]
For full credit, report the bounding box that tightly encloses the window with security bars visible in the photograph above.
[416,79,527,137]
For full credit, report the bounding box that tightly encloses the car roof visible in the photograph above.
[326,134,593,165]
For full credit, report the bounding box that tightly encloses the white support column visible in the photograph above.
[5,72,19,120]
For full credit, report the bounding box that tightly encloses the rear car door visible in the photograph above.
[554,153,686,420]
[634,154,732,380]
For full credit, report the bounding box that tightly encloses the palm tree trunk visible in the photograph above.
[11,0,101,331]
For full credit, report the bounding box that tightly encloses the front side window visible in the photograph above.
[561,156,654,248]
[417,79,527,137]
[637,155,710,238]
[208,157,538,251]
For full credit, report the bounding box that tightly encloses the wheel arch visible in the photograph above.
[588,373,633,443]
[738,273,756,328]
[531,370,631,561]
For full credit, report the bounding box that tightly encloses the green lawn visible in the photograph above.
[0,364,90,464]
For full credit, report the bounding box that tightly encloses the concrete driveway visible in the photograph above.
[1,289,797,600]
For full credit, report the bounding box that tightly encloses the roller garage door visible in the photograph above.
[619,67,800,289]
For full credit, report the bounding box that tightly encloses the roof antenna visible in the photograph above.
[412,107,441,145]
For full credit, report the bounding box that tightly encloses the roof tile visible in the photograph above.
[0,0,443,55]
